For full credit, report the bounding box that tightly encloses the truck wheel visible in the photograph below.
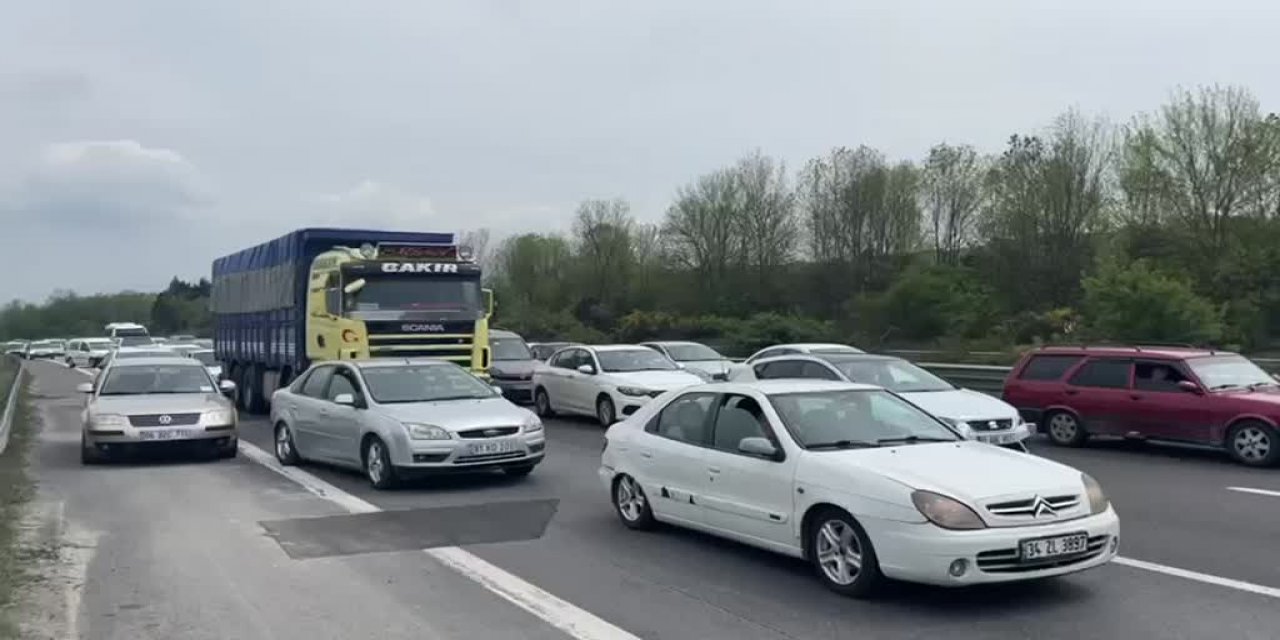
[242,367,267,414]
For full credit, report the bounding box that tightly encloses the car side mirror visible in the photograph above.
[219,380,236,396]
[1177,380,1204,394]
[576,364,597,375]
[739,437,780,460]
[333,393,356,406]
[76,382,94,394]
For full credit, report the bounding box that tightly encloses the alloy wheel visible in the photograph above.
[615,475,646,522]
[367,441,386,484]
[275,425,292,460]
[815,520,863,586]
[1234,426,1272,462]
[1048,413,1078,443]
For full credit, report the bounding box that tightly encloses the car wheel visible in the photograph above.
[1045,411,1088,447]
[612,474,656,530]
[1227,421,1279,467]
[534,388,555,418]
[503,464,535,477]
[274,422,301,465]
[217,438,238,459]
[80,433,103,465]
[66,358,75,369]
[596,396,617,427]
[808,508,884,598]
[363,437,400,490]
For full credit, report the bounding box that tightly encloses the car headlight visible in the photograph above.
[90,413,128,428]
[522,414,543,433]
[941,418,973,438]
[405,423,452,440]
[911,490,987,530]
[617,386,652,397]
[1082,473,1109,514]
[203,409,235,425]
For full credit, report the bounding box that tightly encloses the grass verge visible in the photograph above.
[0,358,34,638]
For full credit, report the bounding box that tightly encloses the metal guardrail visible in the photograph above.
[917,362,1011,395]
[0,355,24,455]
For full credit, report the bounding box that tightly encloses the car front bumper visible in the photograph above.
[970,422,1033,446]
[84,425,238,447]
[392,432,546,471]
[864,506,1120,586]
[492,379,534,403]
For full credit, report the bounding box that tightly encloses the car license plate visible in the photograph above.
[981,432,1017,445]
[139,428,195,441]
[1020,533,1089,561]
[468,440,516,456]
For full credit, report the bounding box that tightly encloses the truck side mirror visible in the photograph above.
[483,288,494,318]
[343,278,366,295]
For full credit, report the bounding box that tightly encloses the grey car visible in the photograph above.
[78,358,239,463]
[270,359,546,489]
[488,329,539,404]
[640,341,733,381]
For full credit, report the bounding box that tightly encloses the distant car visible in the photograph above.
[599,379,1119,597]
[66,338,116,369]
[116,335,155,347]
[735,353,1032,449]
[640,341,734,381]
[194,339,214,349]
[151,337,171,345]
[167,344,203,358]
[742,343,865,364]
[533,344,707,426]
[99,347,182,371]
[169,335,197,344]
[25,339,65,359]
[529,341,579,362]
[3,341,26,357]
[189,349,222,379]
[1004,345,1280,467]
[78,357,238,463]
[270,359,545,489]
[488,329,538,404]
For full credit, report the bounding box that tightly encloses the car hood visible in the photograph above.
[803,441,1083,502]
[676,359,732,376]
[899,389,1018,422]
[91,393,229,414]
[606,370,706,390]
[375,397,534,432]
[489,360,537,377]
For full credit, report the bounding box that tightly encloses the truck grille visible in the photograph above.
[364,321,474,369]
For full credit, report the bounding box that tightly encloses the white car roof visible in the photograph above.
[589,344,659,353]
[780,343,861,352]
[644,340,704,347]
[685,379,881,395]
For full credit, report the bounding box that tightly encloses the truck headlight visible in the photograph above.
[617,386,652,397]
[522,414,544,433]
[90,413,128,429]
[911,490,987,530]
[405,423,452,440]
[1083,473,1110,514]
[203,409,235,426]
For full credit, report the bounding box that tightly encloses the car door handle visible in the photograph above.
[639,452,653,459]
[707,467,721,474]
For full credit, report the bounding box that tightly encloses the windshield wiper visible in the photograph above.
[806,440,879,450]
[876,436,955,446]
[384,395,487,403]
[1210,383,1242,390]
[1247,381,1278,390]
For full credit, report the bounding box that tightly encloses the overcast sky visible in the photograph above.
[1,0,1276,302]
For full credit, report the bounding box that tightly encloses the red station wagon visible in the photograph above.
[1003,346,1280,467]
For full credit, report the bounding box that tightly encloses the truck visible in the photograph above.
[211,228,494,413]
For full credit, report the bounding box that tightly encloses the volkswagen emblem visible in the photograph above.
[1031,495,1056,518]
[158,414,173,425]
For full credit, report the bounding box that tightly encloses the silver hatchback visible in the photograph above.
[79,358,239,463]
[270,359,546,489]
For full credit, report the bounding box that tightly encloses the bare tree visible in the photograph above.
[732,151,797,302]
[459,228,492,269]
[663,169,743,302]
[922,143,986,264]
[572,198,635,306]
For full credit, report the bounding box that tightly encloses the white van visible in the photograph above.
[104,322,153,347]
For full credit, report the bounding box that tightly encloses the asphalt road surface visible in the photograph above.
[22,360,1280,639]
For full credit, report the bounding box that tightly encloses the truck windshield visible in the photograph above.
[347,277,482,316]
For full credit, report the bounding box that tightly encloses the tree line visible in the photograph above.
[0,278,211,341]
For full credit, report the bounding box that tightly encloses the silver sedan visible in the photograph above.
[270,359,546,489]
[79,358,239,463]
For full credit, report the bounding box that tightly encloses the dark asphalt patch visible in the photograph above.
[259,498,559,559]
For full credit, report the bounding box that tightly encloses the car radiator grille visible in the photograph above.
[128,413,201,427]
[976,535,1110,573]
[969,418,1014,432]
[456,426,520,439]
[986,494,1081,517]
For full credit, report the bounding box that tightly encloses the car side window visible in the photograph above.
[1134,361,1190,392]
[301,367,333,398]
[1068,359,1131,389]
[1019,355,1084,381]
[553,350,580,369]
[650,392,716,446]
[800,362,840,380]
[711,394,772,453]
[326,369,360,401]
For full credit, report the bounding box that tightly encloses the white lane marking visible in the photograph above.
[1113,557,1280,599]
[238,440,643,640]
[1227,486,1280,499]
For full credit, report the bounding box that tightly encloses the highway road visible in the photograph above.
[20,359,1280,639]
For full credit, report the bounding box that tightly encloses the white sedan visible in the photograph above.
[533,345,707,426]
[598,379,1119,597]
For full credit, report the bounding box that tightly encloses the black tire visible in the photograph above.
[611,474,656,530]
[1226,420,1279,467]
[503,464,536,477]
[274,422,301,465]
[1044,410,1088,447]
[596,395,617,428]
[534,387,555,418]
[217,438,238,459]
[80,433,104,465]
[363,437,400,490]
[66,358,75,369]
[806,507,884,598]
[244,368,267,415]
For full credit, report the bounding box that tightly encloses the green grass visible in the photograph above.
[0,357,34,638]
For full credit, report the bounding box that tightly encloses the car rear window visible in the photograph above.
[1018,355,1083,381]
[1068,359,1131,389]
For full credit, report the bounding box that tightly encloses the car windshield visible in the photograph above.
[1185,355,1275,390]
[828,358,954,392]
[116,350,174,359]
[99,365,214,396]
[346,276,483,317]
[598,349,677,372]
[360,364,495,403]
[118,335,153,347]
[491,337,533,361]
[768,389,959,448]
[33,340,61,348]
[664,343,721,361]
[191,352,218,366]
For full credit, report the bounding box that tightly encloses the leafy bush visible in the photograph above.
[861,264,998,342]
[1081,259,1222,344]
